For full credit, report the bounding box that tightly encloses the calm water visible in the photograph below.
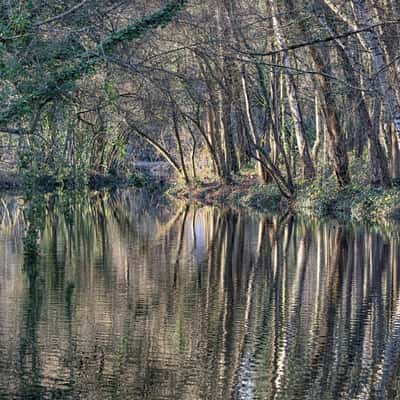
[1,189,400,400]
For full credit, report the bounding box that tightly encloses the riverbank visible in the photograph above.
[168,175,400,223]
[2,166,400,224]
[0,160,172,193]
[0,170,153,194]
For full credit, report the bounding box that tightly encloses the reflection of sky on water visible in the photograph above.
[236,351,255,400]
[191,212,208,264]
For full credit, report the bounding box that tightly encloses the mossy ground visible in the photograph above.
[295,157,400,222]
[168,166,400,224]
[296,181,400,222]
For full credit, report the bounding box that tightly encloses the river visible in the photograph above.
[0,188,399,399]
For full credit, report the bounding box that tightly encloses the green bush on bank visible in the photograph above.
[296,179,400,222]
[228,183,282,211]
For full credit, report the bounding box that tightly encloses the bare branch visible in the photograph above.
[235,19,400,57]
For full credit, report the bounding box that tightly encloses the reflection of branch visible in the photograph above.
[0,197,23,233]
[0,198,11,228]
[154,205,187,241]
[176,205,189,259]
[172,205,189,288]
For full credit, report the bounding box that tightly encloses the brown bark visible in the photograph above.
[310,47,351,186]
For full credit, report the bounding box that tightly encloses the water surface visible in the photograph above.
[1,189,400,400]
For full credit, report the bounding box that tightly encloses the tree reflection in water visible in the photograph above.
[0,189,400,399]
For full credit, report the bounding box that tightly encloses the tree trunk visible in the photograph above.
[269,0,315,180]
[354,0,400,138]
[310,47,350,186]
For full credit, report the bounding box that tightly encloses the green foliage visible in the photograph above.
[297,175,340,215]
[0,0,189,197]
[232,184,282,210]
[100,0,188,52]
[17,144,89,193]
[351,187,400,221]
[5,6,31,35]
[0,0,189,125]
